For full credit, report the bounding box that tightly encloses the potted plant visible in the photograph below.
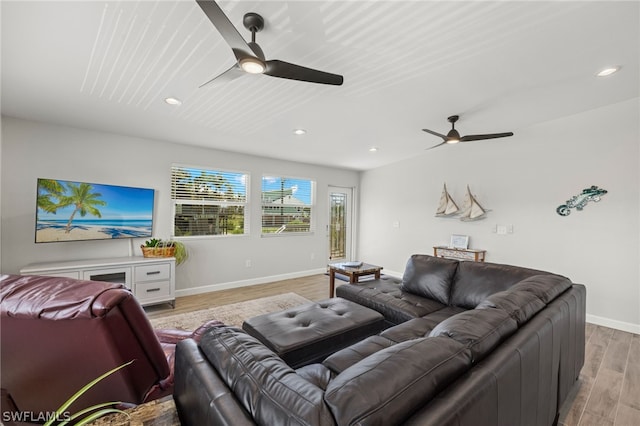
[44,361,133,426]
[141,238,188,266]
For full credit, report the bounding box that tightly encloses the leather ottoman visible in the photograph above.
[242,297,385,368]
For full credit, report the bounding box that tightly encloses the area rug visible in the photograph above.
[148,292,311,330]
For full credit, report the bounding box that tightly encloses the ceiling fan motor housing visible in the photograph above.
[243,12,264,33]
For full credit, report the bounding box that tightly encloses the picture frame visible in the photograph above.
[449,234,469,249]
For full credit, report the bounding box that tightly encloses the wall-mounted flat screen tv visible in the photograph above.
[35,178,155,243]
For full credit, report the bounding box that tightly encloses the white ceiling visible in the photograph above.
[2,0,638,170]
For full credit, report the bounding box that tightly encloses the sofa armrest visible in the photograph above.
[173,339,255,426]
[155,329,194,345]
[155,320,225,345]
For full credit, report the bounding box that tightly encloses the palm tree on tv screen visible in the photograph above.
[37,179,65,213]
[57,182,107,233]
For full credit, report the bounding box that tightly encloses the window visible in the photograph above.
[171,165,248,237]
[261,176,314,234]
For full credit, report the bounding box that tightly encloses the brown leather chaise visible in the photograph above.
[0,274,220,415]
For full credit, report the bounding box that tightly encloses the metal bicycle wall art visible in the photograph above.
[556,185,608,216]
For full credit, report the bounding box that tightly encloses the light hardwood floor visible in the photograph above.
[144,274,640,426]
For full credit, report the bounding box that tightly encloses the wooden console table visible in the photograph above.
[433,246,486,262]
[328,262,383,297]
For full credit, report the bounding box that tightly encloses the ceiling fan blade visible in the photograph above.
[196,0,255,61]
[460,132,514,142]
[426,141,448,150]
[199,64,245,88]
[422,128,448,141]
[264,60,343,86]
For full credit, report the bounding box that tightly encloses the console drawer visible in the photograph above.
[135,280,172,299]
[135,263,171,282]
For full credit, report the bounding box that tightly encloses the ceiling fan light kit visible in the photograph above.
[239,57,265,74]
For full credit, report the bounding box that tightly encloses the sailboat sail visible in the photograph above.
[435,184,459,217]
[460,185,487,221]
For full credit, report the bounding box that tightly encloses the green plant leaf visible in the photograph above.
[44,360,134,426]
[144,238,161,247]
[59,401,126,425]
[66,408,129,426]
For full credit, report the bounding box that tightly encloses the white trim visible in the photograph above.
[175,268,327,298]
[587,314,640,335]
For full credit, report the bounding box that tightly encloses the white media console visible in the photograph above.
[20,256,176,308]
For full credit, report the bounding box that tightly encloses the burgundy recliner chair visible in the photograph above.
[0,274,219,415]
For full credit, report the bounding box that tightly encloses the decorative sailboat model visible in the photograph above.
[435,184,459,217]
[459,185,488,221]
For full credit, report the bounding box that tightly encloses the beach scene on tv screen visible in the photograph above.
[36,179,154,243]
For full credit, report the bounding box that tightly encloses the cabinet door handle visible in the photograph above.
[146,288,161,292]
[146,271,161,275]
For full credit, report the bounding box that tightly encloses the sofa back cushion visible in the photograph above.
[476,290,546,326]
[400,255,459,304]
[450,261,555,308]
[324,336,471,425]
[199,326,335,426]
[429,308,518,363]
[509,274,572,304]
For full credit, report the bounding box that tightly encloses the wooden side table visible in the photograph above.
[433,246,486,262]
[328,262,383,297]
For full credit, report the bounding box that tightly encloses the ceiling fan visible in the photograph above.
[195,0,344,87]
[422,115,514,150]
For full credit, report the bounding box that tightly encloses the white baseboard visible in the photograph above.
[587,314,640,335]
[175,268,327,298]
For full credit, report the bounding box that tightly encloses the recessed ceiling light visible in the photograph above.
[293,129,307,135]
[369,147,378,152]
[164,97,182,106]
[596,66,621,77]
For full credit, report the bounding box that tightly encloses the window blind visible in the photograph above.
[171,165,248,236]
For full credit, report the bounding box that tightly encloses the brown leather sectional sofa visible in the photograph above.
[174,255,586,425]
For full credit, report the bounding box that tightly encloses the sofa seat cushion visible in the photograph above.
[323,305,468,374]
[324,336,472,425]
[199,326,335,426]
[381,306,467,343]
[450,261,558,309]
[336,278,446,324]
[429,309,518,364]
[322,335,396,374]
[400,255,459,305]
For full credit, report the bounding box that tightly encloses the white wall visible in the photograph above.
[358,99,640,333]
[0,116,359,294]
